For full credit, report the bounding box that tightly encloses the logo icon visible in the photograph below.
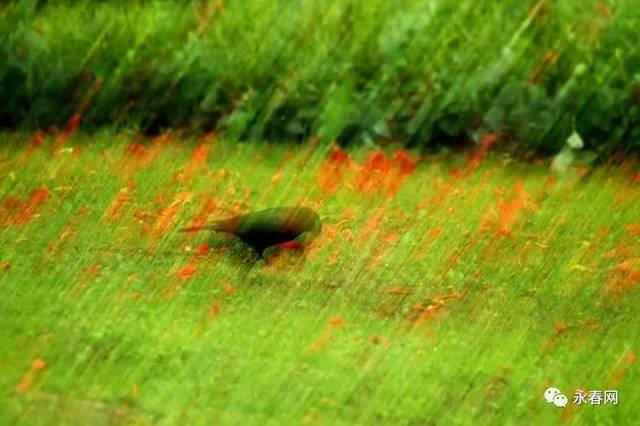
[553,393,568,407]
[544,387,568,408]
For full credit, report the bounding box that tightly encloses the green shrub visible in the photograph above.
[1,0,638,153]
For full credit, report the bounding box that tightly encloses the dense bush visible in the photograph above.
[1,0,639,153]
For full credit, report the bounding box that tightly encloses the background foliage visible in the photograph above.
[1,0,639,152]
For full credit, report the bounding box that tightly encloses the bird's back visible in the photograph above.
[207,207,320,251]
[235,207,319,235]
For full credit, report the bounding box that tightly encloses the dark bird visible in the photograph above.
[181,206,321,256]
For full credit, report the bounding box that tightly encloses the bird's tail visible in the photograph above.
[179,219,233,233]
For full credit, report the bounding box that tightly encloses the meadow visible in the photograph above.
[2,0,640,424]
[1,131,638,424]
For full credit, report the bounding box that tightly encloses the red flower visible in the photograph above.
[329,148,350,165]
[393,151,417,175]
[197,243,211,255]
[63,113,82,136]
[178,265,197,278]
[365,151,392,172]
[28,188,50,207]
[125,143,148,156]
[31,130,46,147]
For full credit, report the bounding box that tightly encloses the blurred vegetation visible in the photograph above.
[1,0,639,153]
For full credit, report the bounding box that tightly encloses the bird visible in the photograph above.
[181,206,321,256]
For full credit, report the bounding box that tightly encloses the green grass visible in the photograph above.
[0,131,639,424]
[2,0,640,151]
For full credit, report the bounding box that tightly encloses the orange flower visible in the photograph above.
[3,196,22,210]
[207,300,221,318]
[546,174,556,186]
[328,315,344,328]
[16,358,48,394]
[192,144,208,161]
[29,187,50,207]
[329,148,350,165]
[220,280,236,295]
[468,132,502,170]
[393,151,417,175]
[32,358,47,371]
[428,226,441,240]
[65,113,82,135]
[196,243,210,255]
[365,151,392,172]
[611,351,637,385]
[625,224,640,234]
[178,265,197,278]
[31,130,46,147]
[125,143,148,156]
[309,315,345,351]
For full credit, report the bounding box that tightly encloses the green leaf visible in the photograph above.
[566,130,584,150]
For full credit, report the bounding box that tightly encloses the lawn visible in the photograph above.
[0,131,638,425]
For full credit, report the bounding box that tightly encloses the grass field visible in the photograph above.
[1,131,639,424]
